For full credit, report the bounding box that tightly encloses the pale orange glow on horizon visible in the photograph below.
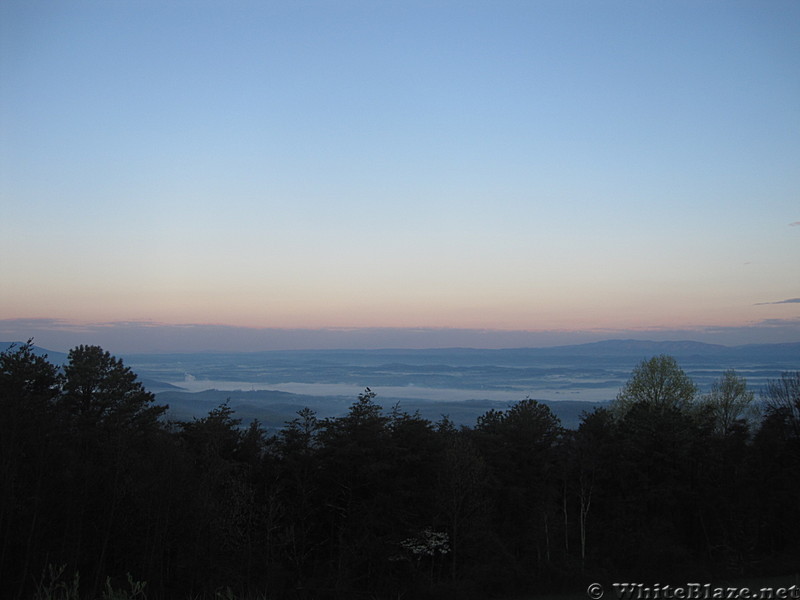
[4,289,792,336]
[2,2,797,353]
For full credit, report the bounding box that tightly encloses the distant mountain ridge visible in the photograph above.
[3,338,799,364]
[229,339,799,368]
[0,341,69,364]
[515,339,800,359]
[541,339,729,355]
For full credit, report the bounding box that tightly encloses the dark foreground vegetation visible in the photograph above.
[1,342,798,599]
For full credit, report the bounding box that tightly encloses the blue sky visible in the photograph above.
[1,1,798,352]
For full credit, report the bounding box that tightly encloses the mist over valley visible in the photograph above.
[6,339,796,430]
[117,339,800,430]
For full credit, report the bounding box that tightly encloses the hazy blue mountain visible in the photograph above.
[0,342,68,364]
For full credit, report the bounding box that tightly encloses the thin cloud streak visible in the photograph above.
[754,298,800,305]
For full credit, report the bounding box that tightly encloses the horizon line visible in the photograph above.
[2,317,798,354]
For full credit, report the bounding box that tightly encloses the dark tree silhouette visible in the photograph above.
[1,349,798,599]
[0,342,62,599]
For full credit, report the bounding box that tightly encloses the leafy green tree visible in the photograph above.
[692,379,756,572]
[761,371,800,438]
[611,355,697,417]
[579,360,708,578]
[701,369,757,437]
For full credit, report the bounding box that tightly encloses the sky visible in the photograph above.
[1,0,799,353]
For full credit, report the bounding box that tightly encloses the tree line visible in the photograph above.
[1,342,798,599]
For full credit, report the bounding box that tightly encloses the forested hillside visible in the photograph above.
[1,342,798,599]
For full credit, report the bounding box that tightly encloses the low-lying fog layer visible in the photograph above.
[171,378,617,403]
[126,341,799,406]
